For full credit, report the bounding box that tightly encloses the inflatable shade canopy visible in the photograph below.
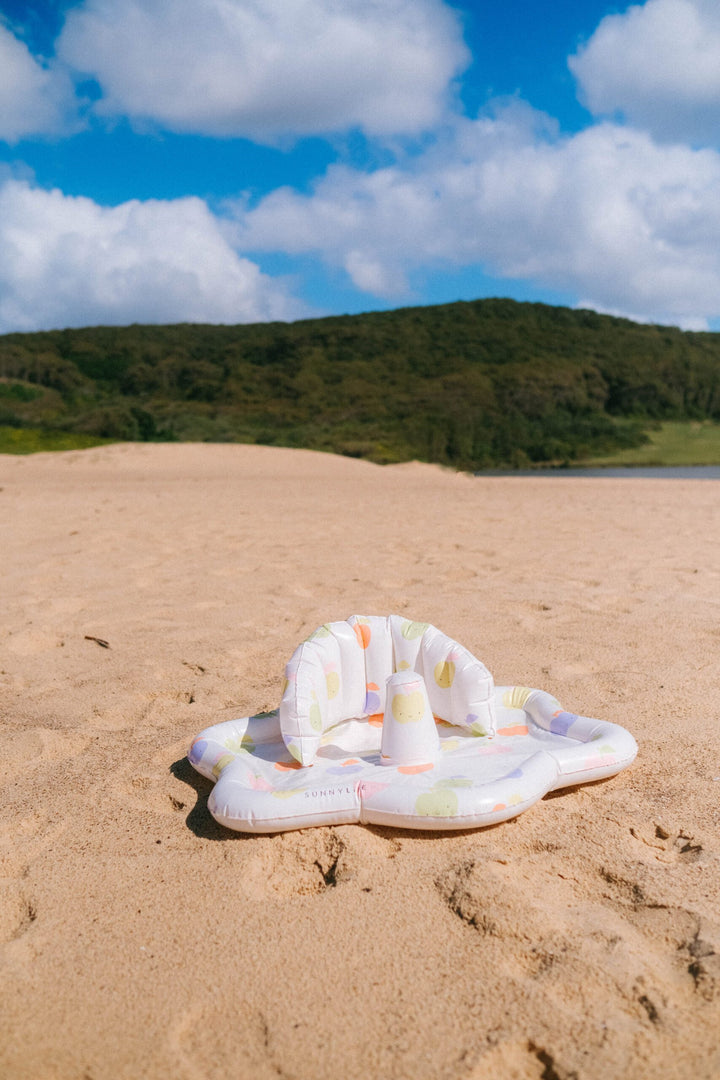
[188,615,638,833]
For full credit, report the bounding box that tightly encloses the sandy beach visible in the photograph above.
[1,442,718,1080]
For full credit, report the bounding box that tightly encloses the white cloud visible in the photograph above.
[56,0,468,140]
[236,106,720,328]
[569,0,720,145]
[6,1,720,332]
[0,180,306,333]
[0,22,77,141]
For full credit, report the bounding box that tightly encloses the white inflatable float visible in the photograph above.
[188,615,637,833]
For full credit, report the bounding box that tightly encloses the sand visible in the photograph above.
[1,442,718,1080]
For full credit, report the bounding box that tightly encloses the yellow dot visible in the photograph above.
[434,660,455,688]
[326,671,340,699]
[392,690,425,723]
[502,686,533,710]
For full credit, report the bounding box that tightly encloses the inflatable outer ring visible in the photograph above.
[520,688,639,790]
[188,686,638,834]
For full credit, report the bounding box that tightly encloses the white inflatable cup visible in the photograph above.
[380,670,440,768]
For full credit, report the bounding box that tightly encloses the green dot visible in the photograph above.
[211,753,235,779]
[414,789,459,817]
[287,741,302,762]
[309,703,323,731]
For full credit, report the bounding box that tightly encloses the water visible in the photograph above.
[475,465,720,479]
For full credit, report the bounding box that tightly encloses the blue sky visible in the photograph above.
[2,0,720,332]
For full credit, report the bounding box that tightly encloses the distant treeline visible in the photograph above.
[2,297,720,467]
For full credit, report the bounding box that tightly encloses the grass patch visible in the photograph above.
[0,426,114,455]
[581,421,720,466]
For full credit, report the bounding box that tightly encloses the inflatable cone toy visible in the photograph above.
[380,670,440,768]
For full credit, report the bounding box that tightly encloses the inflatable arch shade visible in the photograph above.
[188,615,638,833]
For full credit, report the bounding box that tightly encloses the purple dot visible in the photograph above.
[365,691,381,714]
[549,711,578,736]
[506,768,524,779]
[188,739,207,764]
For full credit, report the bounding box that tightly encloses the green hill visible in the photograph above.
[2,297,720,467]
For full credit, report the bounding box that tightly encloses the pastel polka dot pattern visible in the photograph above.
[280,618,366,764]
[192,616,638,831]
[348,615,394,713]
[189,682,638,833]
[279,615,496,765]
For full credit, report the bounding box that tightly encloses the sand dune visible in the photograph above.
[1,443,718,1079]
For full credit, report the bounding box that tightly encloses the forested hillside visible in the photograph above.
[2,298,720,467]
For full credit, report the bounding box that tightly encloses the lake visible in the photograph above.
[475,466,720,478]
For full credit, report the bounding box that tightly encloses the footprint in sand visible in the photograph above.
[463,1040,547,1080]
[231,825,399,900]
[0,881,37,945]
[629,822,703,863]
[110,768,192,818]
[1,727,91,777]
[167,1004,281,1080]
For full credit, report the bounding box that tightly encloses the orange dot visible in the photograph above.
[274,760,303,771]
[354,623,371,649]
[497,724,529,737]
[492,803,506,812]
[342,759,360,766]
[398,762,434,774]
[366,681,379,691]
[367,713,384,727]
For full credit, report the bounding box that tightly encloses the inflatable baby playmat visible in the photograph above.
[188,615,638,833]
